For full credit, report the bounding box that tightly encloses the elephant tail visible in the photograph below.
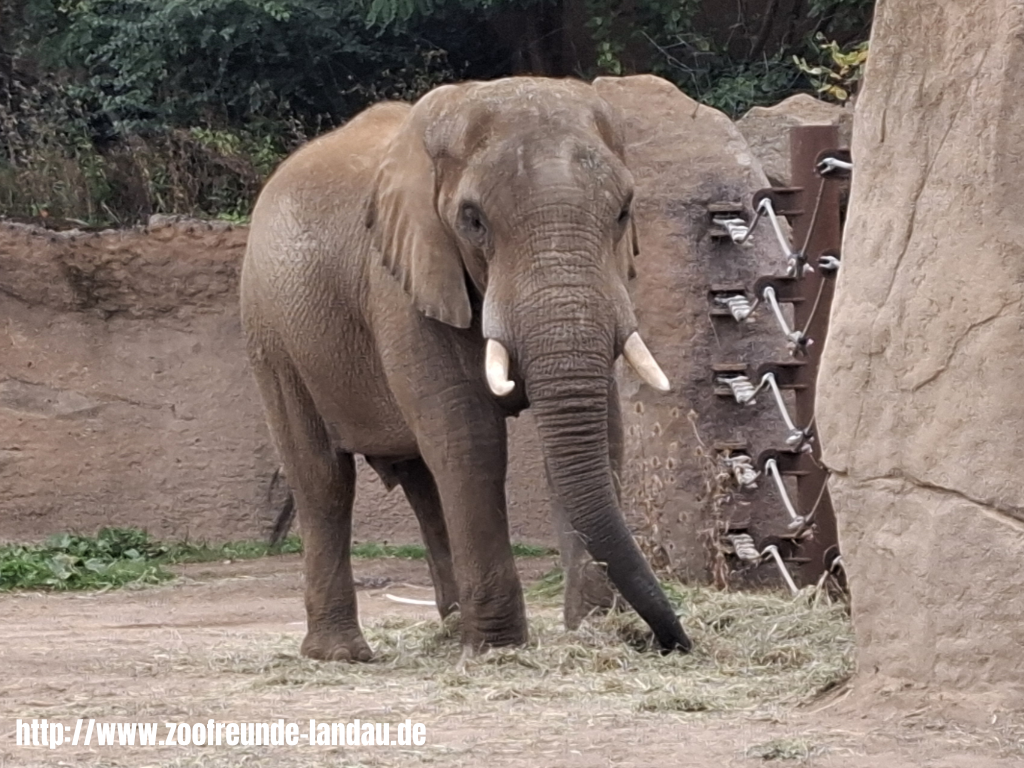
[269,492,296,548]
[267,465,296,548]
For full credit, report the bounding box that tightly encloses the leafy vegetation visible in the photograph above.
[794,33,869,103]
[0,528,554,592]
[0,528,174,591]
[0,0,873,226]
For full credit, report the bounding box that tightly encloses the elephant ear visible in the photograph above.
[620,217,639,281]
[589,93,639,282]
[367,86,473,329]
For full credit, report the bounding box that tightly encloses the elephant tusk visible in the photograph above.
[485,339,515,396]
[623,332,671,392]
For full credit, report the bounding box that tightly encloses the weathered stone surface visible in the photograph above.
[737,94,853,186]
[817,0,1024,694]
[596,75,798,582]
[0,221,427,544]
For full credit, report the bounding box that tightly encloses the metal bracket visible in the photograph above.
[753,361,809,392]
[712,363,749,398]
[755,448,813,478]
[753,275,805,306]
[708,284,755,320]
[707,202,750,242]
[752,187,803,217]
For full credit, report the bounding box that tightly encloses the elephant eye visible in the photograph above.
[458,202,488,243]
[617,194,633,225]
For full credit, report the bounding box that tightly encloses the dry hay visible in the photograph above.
[202,583,854,718]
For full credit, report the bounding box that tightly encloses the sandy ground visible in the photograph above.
[1,555,1021,767]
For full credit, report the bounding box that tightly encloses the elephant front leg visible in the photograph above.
[416,403,527,651]
[251,359,371,662]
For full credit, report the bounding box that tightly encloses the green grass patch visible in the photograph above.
[526,566,566,599]
[0,528,555,592]
[163,536,303,563]
[0,528,173,591]
[351,542,554,560]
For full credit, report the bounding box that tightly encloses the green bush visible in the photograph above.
[0,0,872,225]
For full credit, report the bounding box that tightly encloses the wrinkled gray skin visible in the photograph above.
[241,77,691,660]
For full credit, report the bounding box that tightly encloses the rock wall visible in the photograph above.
[817,0,1024,694]
[0,219,438,545]
[597,76,798,582]
[737,94,852,187]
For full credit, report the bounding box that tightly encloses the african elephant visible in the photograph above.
[241,77,691,660]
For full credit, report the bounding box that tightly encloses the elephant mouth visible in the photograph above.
[483,333,670,397]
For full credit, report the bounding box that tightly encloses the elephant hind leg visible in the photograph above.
[250,356,370,662]
[391,458,460,619]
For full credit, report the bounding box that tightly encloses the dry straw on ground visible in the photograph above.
[204,584,854,718]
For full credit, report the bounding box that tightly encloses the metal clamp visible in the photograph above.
[717,375,758,405]
[815,149,853,179]
[818,253,841,273]
[714,293,755,321]
[713,217,751,244]
[723,454,759,488]
[729,533,760,562]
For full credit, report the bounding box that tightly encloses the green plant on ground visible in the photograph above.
[0,528,555,592]
[0,528,173,591]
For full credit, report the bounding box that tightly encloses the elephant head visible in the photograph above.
[367,78,690,652]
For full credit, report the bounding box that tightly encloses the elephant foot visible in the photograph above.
[301,629,373,662]
[563,560,617,631]
[459,621,529,652]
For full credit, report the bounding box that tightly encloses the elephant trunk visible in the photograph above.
[515,296,691,652]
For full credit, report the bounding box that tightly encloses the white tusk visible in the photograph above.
[623,332,671,392]
[485,339,515,396]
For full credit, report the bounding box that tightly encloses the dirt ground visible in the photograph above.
[1,556,1021,768]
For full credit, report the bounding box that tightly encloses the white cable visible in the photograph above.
[762,286,808,350]
[757,197,795,259]
[762,545,800,595]
[384,594,437,607]
[764,458,806,530]
[762,372,806,447]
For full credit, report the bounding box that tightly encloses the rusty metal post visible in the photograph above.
[787,125,841,582]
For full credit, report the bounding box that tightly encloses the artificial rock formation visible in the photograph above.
[596,75,797,581]
[0,219,429,544]
[817,0,1024,694]
[737,94,852,186]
